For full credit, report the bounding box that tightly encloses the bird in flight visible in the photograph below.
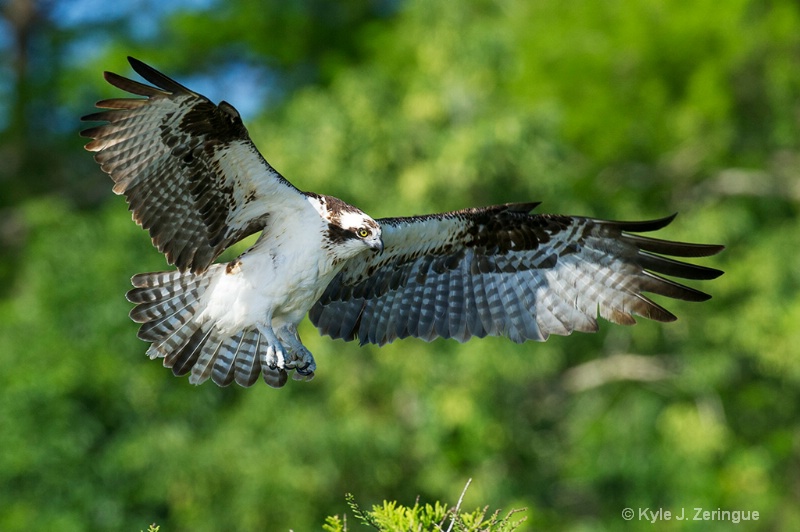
[81,57,723,388]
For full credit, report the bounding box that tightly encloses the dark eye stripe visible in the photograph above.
[327,224,361,244]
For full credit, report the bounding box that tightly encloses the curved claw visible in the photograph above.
[292,369,315,382]
[274,324,317,382]
[295,363,315,376]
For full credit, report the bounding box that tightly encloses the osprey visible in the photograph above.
[82,57,723,388]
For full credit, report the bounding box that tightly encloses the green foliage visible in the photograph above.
[320,488,525,532]
[1,0,800,530]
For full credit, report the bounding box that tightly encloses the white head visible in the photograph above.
[309,194,383,261]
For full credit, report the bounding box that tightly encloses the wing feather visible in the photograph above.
[309,203,723,345]
[445,262,468,341]
[468,263,493,339]
[82,57,308,273]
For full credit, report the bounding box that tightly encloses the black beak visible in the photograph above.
[371,238,384,253]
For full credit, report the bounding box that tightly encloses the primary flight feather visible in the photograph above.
[82,57,723,388]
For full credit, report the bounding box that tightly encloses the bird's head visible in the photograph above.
[313,195,384,260]
[335,207,383,254]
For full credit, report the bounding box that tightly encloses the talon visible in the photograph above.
[292,369,315,382]
[296,363,315,376]
[273,324,317,383]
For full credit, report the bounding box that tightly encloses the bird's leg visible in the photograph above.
[276,324,317,380]
[256,322,290,370]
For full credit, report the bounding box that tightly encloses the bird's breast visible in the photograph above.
[198,227,342,332]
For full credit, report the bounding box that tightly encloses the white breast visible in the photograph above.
[196,201,341,335]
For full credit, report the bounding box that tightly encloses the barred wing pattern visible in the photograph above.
[310,203,724,345]
[81,57,307,273]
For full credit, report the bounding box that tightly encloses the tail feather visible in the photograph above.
[128,284,208,323]
[137,304,198,342]
[234,329,262,387]
[130,270,186,288]
[128,269,215,322]
[189,334,224,385]
[211,331,242,387]
[168,325,213,377]
[127,268,291,388]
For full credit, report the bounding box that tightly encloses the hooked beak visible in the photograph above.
[370,237,384,253]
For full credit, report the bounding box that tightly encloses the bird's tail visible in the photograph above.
[126,267,289,388]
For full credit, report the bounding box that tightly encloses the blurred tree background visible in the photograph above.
[1,0,799,529]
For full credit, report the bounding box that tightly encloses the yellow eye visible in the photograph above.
[357,228,370,238]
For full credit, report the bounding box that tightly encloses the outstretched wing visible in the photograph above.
[309,203,724,345]
[81,57,307,273]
